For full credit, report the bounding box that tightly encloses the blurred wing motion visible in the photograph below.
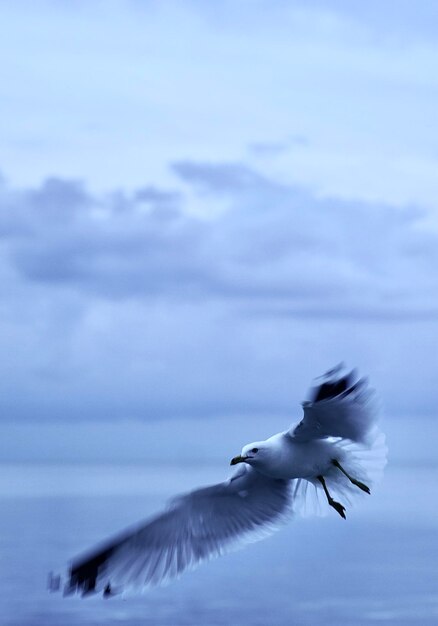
[289,364,387,516]
[65,466,291,596]
[290,363,379,444]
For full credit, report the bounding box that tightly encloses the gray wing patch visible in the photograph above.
[64,466,291,596]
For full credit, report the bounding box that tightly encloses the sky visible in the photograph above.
[1,1,438,460]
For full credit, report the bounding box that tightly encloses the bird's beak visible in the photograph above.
[230,455,247,466]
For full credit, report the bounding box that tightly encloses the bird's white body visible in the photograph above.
[247,433,345,480]
[62,365,387,598]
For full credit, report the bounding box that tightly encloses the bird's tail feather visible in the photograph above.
[291,427,387,517]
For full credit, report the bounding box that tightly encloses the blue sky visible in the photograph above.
[1,1,438,451]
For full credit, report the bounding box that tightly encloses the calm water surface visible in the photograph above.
[0,463,436,626]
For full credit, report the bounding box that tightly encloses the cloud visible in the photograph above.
[247,141,291,157]
[172,161,272,196]
[248,136,308,158]
[2,161,438,315]
[134,186,181,207]
[1,162,438,424]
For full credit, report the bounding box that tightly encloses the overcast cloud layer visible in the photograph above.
[1,1,438,429]
[1,162,437,423]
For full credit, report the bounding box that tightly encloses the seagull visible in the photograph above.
[62,365,387,597]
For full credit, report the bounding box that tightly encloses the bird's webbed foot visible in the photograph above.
[350,478,370,494]
[332,459,370,494]
[328,498,346,519]
[317,475,346,519]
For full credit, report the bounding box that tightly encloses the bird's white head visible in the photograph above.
[230,441,273,469]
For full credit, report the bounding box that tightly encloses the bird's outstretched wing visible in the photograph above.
[65,465,291,596]
[289,364,379,444]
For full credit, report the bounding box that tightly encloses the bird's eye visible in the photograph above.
[251,448,259,453]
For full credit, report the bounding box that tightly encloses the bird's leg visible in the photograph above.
[317,475,346,519]
[332,459,370,494]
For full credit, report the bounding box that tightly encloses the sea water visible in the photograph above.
[0,462,437,626]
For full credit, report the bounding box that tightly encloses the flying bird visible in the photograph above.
[60,365,387,598]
